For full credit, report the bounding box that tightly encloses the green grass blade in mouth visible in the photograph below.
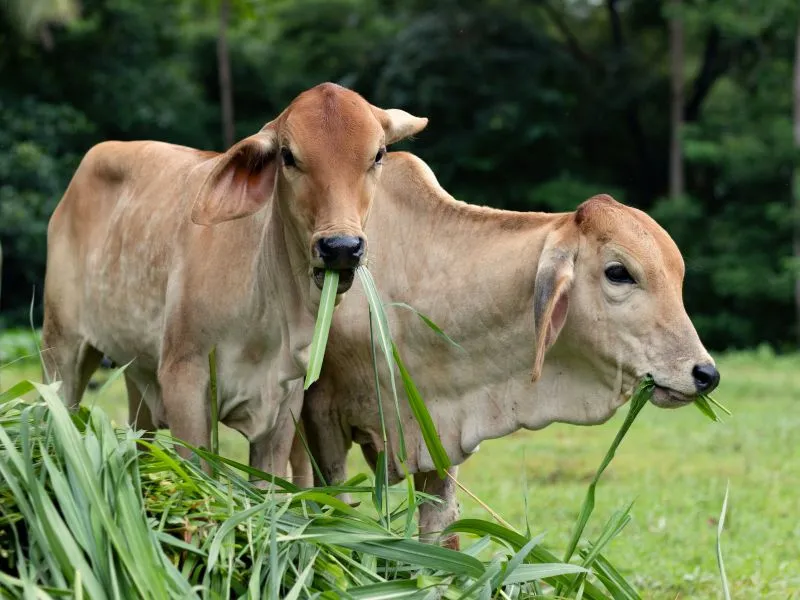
[707,395,731,415]
[304,269,340,390]
[694,394,731,423]
[562,376,655,564]
[694,395,720,422]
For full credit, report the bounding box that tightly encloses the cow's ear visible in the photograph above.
[191,129,278,226]
[531,242,576,382]
[370,106,428,145]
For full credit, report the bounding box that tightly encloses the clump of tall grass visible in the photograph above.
[1,380,645,599]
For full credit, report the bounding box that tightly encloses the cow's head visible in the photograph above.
[190,83,427,293]
[532,194,719,408]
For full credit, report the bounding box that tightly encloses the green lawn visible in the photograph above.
[2,349,799,599]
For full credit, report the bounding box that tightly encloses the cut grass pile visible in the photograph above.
[0,377,657,599]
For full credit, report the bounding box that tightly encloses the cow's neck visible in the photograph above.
[251,199,317,372]
[369,170,626,472]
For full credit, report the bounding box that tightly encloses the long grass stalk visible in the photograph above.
[716,482,731,600]
[304,269,340,390]
[562,377,655,563]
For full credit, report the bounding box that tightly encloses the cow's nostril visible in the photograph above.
[691,363,720,394]
[349,237,365,258]
[316,236,365,269]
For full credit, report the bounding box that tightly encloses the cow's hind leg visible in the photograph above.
[41,315,103,409]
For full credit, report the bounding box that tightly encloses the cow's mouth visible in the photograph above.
[651,384,696,408]
[313,267,356,294]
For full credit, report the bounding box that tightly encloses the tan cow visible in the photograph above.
[42,83,427,476]
[299,151,720,547]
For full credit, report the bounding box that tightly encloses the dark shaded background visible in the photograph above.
[1,0,798,351]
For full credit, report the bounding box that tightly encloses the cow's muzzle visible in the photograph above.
[313,235,365,293]
[648,362,720,408]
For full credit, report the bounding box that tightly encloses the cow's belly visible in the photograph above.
[80,287,164,373]
[76,243,171,427]
[78,197,173,368]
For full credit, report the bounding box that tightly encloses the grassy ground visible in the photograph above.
[2,348,799,599]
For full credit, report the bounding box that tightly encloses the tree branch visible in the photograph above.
[217,0,235,149]
[607,0,624,47]
[605,0,654,197]
[539,0,601,70]
[685,22,781,123]
[683,27,726,123]
[669,0,684,200]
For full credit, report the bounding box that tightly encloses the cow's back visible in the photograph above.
[45,140,214,368]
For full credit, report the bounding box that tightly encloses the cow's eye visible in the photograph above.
[280,147,296,168]
[374,146,386,165]
[605,263,636,285]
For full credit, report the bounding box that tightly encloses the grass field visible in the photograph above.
[2,348,799,599]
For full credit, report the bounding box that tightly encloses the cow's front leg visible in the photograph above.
[249,392,303,484]
[415,467,460,550]
[158,355,211,468]
[288,422,314,488]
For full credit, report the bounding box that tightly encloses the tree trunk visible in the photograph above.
[668,0,684,201]
[793,22,800,343]
[606,0,654,199]
[217,0,235,149]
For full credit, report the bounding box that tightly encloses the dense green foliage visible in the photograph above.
[1,0,799,350]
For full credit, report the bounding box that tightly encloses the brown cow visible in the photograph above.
[42,83,427,477]
[299,151,720,547]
